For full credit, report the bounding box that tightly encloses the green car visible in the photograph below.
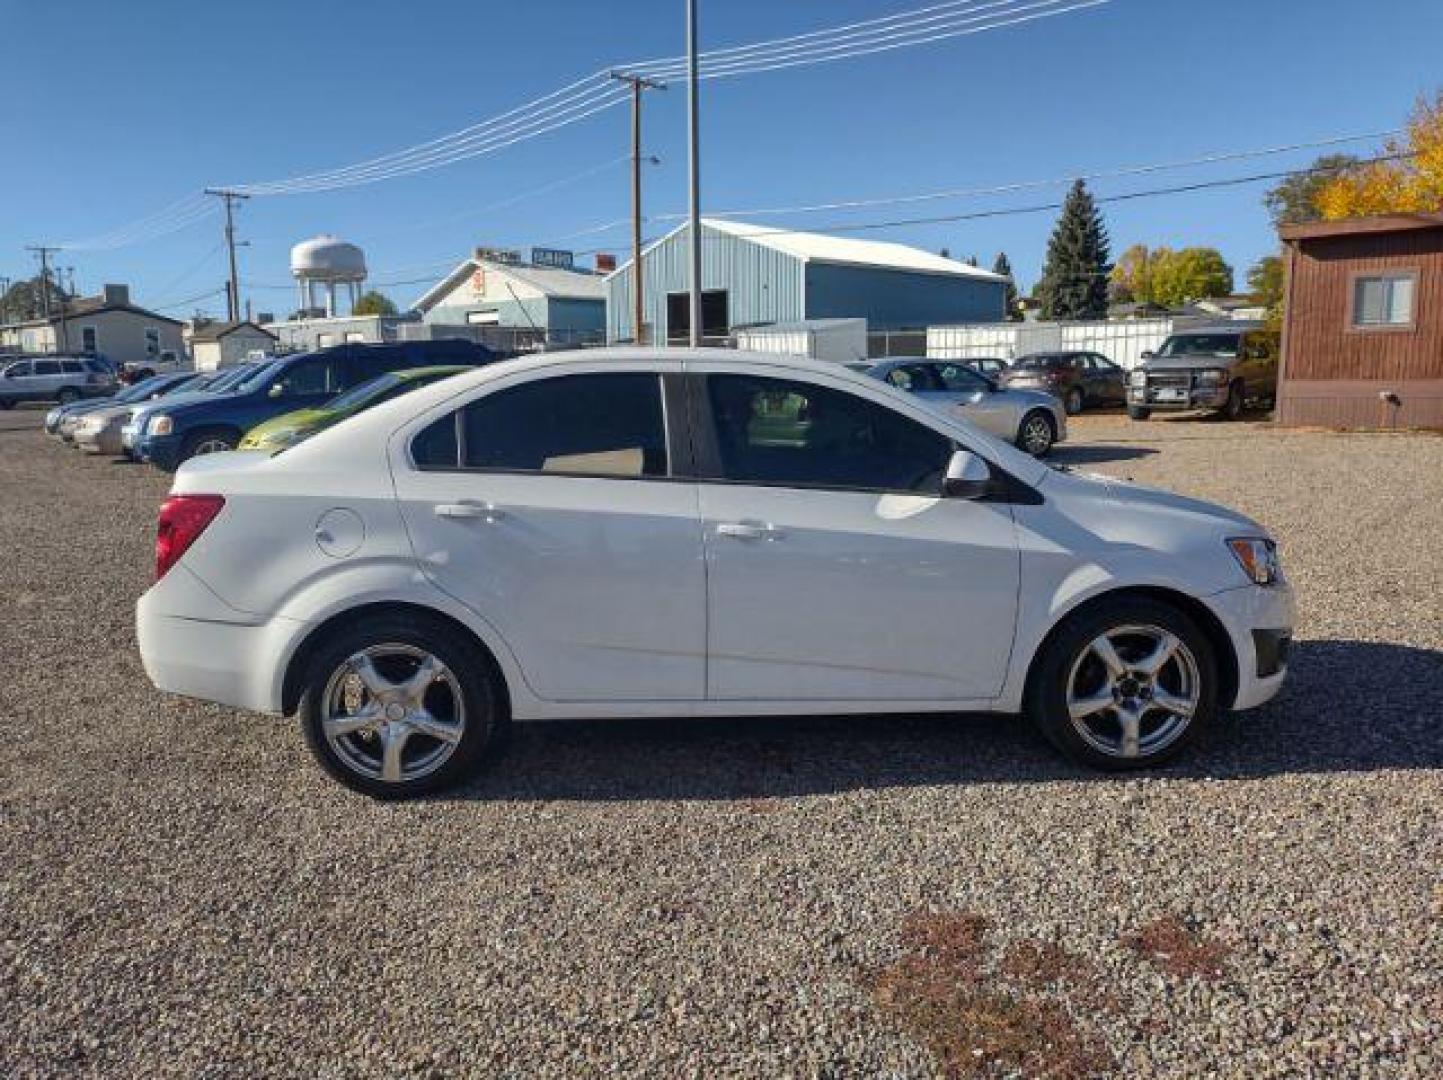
[239,365,471,452]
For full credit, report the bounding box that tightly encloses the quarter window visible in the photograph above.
[416,373,668,477]
[1352,273,1415,328]
[705,374,952,494]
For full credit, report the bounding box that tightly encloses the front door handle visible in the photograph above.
[435,500,505,523]
[716,521,782,541]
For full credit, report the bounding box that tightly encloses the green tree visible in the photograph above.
[352,290,398,316]
[1109,244,1156,306]
[0,273,72,323]
[991,252,1023,321]
[1036,180,1111,320]
[1264,153,1360,227]
[1247,255,1286,328]
[1150,247,1233,307]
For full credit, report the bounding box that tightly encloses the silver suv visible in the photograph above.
[0,356,118,408]
[1127,324,1279,421]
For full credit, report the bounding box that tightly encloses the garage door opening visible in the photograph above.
[667,290,729,345]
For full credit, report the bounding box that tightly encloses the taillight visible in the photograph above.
[155,494,225,580]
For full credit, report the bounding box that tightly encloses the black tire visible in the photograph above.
[1063,387,1084,415]
[1015,409,1057,456]
[56,388,80,405]
[1024,596,1218,771]
[177,426,239,464]
[1127,405,1152,421]
[1221,382,1245,421]
[0,398,13,410]
[299,611,506,799]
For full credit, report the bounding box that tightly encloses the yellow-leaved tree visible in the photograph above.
[1316,92,1443,219]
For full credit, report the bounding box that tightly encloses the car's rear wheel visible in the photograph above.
[1025,597,1218,770]
[0,398,13,410]
[56,388,79,405]
[1016,410,1056,456]
[299,613,505,798]
[1221,382,1245,420]
[1063,387,1084,415]
[1127,405,1151,421]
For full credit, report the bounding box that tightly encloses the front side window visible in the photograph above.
[271,357,336,397]
[3,361,31,377]
[706,374,952,495]
[1352,273,1415,328]
[882,364,943,393]
[933,363,988,392]
[415,373,668,478]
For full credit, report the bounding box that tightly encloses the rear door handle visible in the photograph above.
[716,521,782,541]
[434,500,505,523]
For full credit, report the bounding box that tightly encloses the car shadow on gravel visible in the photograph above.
[1049,444,1159,465]
[446,640,1442,803]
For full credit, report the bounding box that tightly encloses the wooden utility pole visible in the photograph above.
[609,71,664,346]
[685,0,702,347]
[204,189,250,322]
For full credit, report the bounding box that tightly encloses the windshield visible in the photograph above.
[1157,334,1240,358]
[233,360,287,395]
[327,371,408,412]
[114,375,172,402]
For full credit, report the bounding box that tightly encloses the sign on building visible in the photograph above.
[530,247,575,271]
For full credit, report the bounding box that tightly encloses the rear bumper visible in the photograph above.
[1204,582,1295,710]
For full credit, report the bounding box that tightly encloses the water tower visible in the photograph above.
[290,235,367,317]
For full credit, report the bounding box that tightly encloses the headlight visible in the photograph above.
[149,415,173,436]
[1129,370,1146,386]
[1197,369,1226,385]
[1227,537,1281,586]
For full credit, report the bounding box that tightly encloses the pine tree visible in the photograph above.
[992,252,1023,322]
[1036,179,1111,321]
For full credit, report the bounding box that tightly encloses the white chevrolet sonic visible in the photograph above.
[137,349,1294,798]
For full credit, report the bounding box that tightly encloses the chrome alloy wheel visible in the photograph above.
[1065,624,1201,760]
[192,437,234,456]
[1020,413,1054,455]
[320,643,466,784]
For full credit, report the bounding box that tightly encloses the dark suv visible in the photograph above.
[1127,324,1279,421]
[133,339,497,470]
[998,351,1127,414]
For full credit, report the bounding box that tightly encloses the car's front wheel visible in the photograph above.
[299,612,505,798]
[177,427,239,464]
[1025,597,1218,770]
[1221,382,1245,420]
[1127,405,1151,421]
[1015,410,1057,456]
[56,388,79,405]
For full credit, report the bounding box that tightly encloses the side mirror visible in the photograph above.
[1140,350,1156,360]
[943,449,992,499]
[268,383,284,399]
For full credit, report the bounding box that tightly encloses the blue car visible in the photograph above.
[132,340,498,471]
[45,370,202,437]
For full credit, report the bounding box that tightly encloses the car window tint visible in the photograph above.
[412,413,460,468]
[62,360,85,373]
[275,358,335,396]
[706,374,951,495]
[933,364,986,392]
[35,360,61,375]
[6,361,31,377]
[460,373,667,478]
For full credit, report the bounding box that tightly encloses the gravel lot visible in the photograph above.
[2,404,1440,1077]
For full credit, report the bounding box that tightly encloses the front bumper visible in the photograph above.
[135,432,184,469]
[1204,581,1295,710]
[75,422,126,455]
[1128,383,1229,411]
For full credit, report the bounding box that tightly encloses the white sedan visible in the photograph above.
[137,348,1294,798]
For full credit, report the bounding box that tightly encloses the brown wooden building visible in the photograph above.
[1277,213,1443,428]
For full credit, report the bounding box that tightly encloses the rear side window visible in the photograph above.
[62,360,85,374]
[705,374,951,495]
[414,373,668,478]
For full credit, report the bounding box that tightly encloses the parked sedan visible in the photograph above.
[138,348,1293,799]
[72,371,212,455]
[999,351,1127,415]
[865,358,1066,456]
[239,365,472,453]
[47,370,199,438]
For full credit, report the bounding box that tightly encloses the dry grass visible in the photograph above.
[869,912,1112,1078]
[1123,916,1231,980]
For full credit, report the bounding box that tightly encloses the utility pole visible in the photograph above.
[25,245,60,318]
[686,0,702,347]
[204,188,250,322]
[609,71,665,346]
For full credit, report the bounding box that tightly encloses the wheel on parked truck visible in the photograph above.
[1024,596,1218,770]
[1127,406,1152,421]
[1063,387,1084,415]
[1015,410,1057,456]
[56,388,79,405]
[177,427,239,464]
[1221,382,1245,421]
[298,611,506,799]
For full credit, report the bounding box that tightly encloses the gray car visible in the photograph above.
[0,356,117,408]
[865,358,1067,456]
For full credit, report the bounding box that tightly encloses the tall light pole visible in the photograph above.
[609,71,665,346]
[686,0,702,347]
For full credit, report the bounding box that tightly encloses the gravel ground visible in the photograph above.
[2,404,1440,1077]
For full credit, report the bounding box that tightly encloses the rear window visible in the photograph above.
[1013,355,1066,370]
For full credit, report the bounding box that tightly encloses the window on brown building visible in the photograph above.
[1351,272,1416,329]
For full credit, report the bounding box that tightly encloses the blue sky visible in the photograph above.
[4,0,1440,318]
